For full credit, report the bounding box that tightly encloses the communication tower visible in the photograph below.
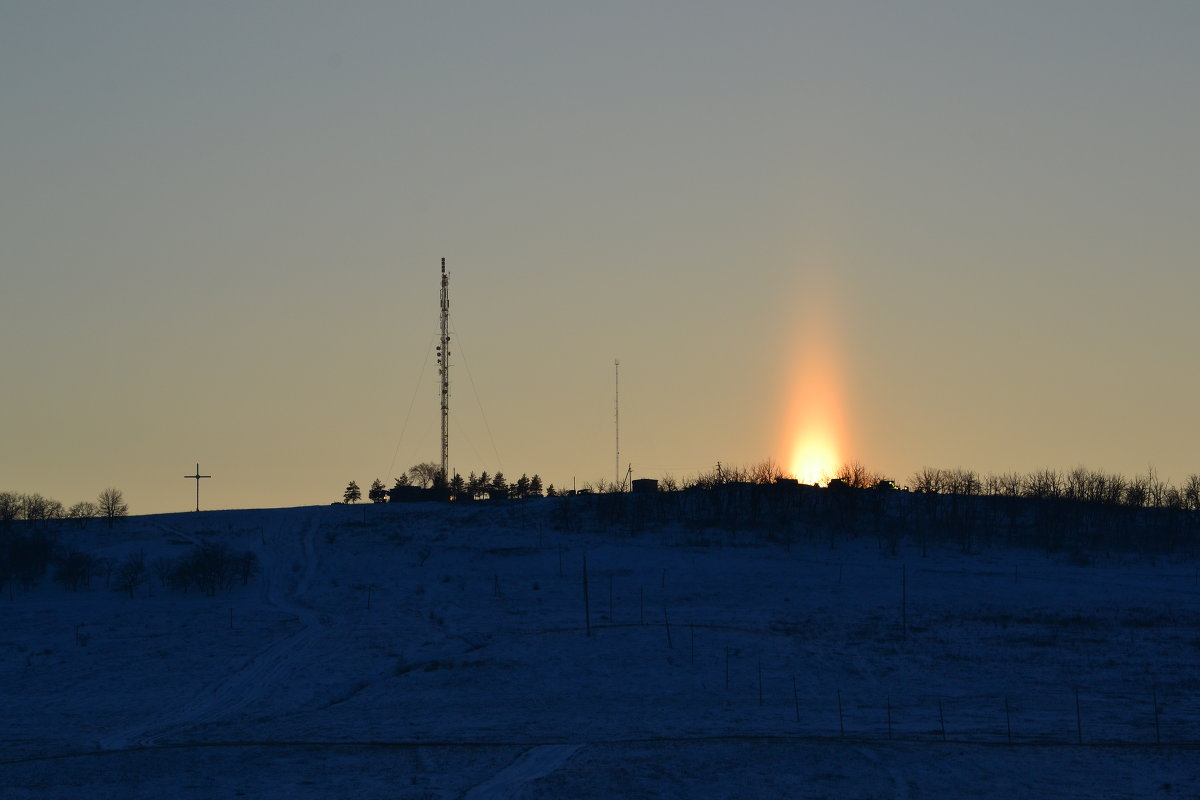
[436,259,450,485]
[614,358,620,486]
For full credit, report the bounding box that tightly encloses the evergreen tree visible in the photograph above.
[491,471,508,498]
[545,483,556,498]
[368,478,387,503]
[449,472,466,498]
[391,474,411,493]
[529,474,543,497]
[432,468,448,490]
[476,471,490,499]
[343,480,361,503]
[514,474,530,499]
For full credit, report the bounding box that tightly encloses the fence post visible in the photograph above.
[582,554,591,637]
[1153,683,1161,746]
[1005,697,1012,745]
[1075,688,1082,744]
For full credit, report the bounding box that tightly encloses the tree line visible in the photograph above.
[4,538,257,599]
[341,462,550,503]
[562,458,1200,513]
[0,488,128,529]
[897,464,1200,511]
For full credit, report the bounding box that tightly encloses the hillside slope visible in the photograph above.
[2,500,1198,798]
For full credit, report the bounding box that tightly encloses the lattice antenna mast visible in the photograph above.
[437,258,450,485]
[614,358,620,486]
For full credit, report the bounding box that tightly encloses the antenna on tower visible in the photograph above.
[437,258,450,488]
[614,358,620,486]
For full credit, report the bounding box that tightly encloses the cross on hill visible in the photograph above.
[184,463,211,512]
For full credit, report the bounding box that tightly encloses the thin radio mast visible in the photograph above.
[437,259,450,485]
[614,358,620,486]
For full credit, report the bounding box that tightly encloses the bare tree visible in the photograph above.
[1023,469,1063,500]
[0,491,22,529]
[67,501,98,529]
[837,460,882,489]
[1144,467,1168,508]
[943,468,981,496]
[1163,486,1185,510]
[749,459,785,485]
[112,551,147,598]
[21,493,50,526]
[997,472,1024,497]
[1102,473,1128,506]
[910,466,944,493]
[688,468,721,490]
[1183,474,1200,511]
[97,488,128,528]
[152,556,175,589]
[720,464,749,483]
[1123,474,1149,508]
[55,551,97,591]
[237,551,259,585]
[407,462,442,489]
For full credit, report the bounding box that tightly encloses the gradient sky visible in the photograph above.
[3,2,1198,514]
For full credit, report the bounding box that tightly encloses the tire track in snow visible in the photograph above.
[463,744,581,800]
[99,512,325,750]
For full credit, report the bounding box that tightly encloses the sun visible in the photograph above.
[782,325,845,486]
[790,426,839,486]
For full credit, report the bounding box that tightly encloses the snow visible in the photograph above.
[2,499,1198,798]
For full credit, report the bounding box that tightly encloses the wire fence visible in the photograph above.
[813,686,1200,746]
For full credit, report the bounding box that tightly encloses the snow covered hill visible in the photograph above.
[2,499,1198,798]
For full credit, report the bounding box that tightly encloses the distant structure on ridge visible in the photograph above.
[614,358,620,485]
[436,258,450,485]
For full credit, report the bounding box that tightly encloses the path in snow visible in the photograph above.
[463,744,582,800]
[98,511,325,750]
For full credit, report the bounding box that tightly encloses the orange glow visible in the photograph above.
[783,309,846,486]
[790,424,840,485]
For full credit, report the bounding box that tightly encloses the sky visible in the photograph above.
[2,2,1197,514]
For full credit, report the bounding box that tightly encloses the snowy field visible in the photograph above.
[2,500,1198,798]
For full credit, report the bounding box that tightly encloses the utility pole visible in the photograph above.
[184,463,211,512]
[436,258,450,487]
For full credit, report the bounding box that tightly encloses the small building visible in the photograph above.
[631,478,658,494]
